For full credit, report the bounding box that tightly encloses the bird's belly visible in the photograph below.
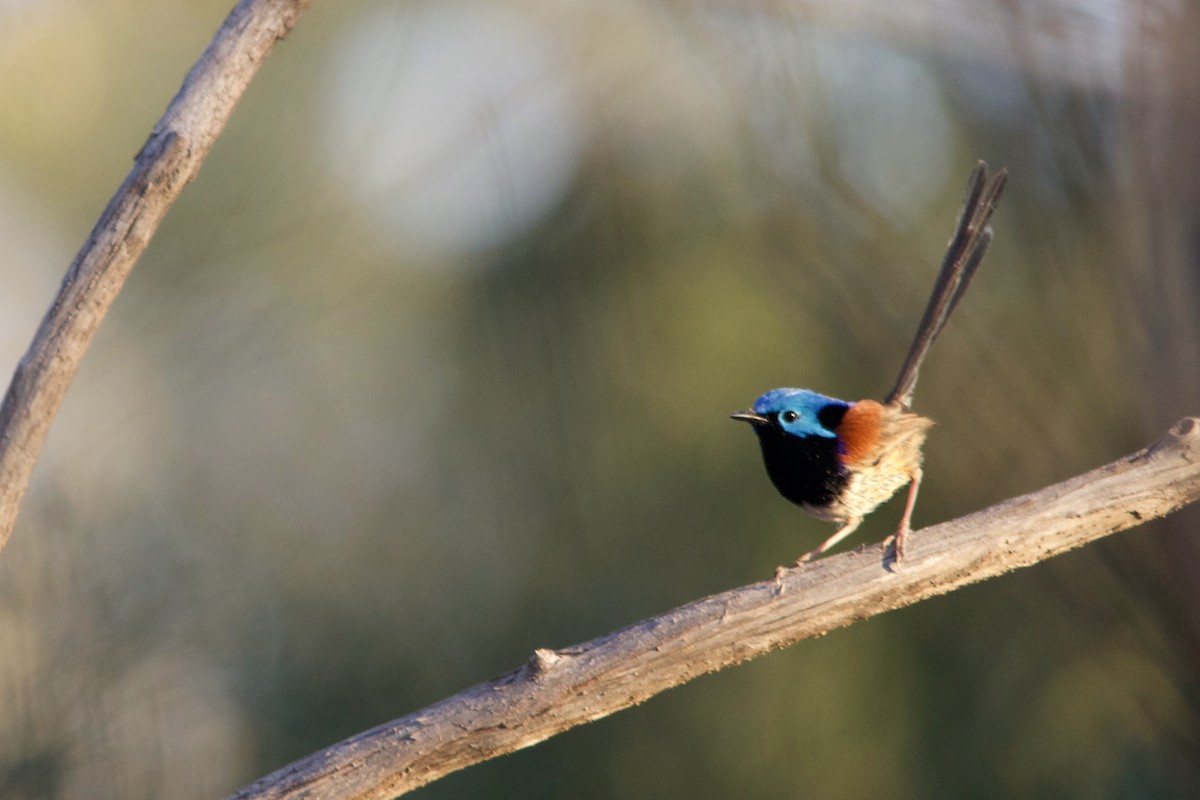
[819,429,927,521]
[822,466,913,520]
[800,499,851,523]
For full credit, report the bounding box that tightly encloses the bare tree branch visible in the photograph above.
[230,418,1200,800]
[0,0,311,552]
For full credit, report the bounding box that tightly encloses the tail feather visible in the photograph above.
[885,162,1007,408]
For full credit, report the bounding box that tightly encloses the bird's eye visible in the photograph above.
[781,410,799,424]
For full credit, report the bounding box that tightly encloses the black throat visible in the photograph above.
[750,425,847,508]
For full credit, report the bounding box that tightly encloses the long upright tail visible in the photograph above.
[885,161,1008,408]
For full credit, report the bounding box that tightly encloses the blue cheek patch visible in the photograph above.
[752,388,846,439]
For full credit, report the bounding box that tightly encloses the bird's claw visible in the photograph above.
[772,565,789,595]
[884,526,910,569]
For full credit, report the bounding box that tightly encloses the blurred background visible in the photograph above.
[1,0,1198,797]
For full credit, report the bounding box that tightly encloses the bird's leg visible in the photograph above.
[797,517,862,565]
[890,467,923,561]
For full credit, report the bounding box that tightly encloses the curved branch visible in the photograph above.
[0,0,311,551]
[230,418,1200,800]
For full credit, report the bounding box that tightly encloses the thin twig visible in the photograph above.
[230,418,1200,800]
[0,0,311,551]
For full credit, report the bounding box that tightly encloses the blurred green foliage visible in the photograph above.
[0,1,1197,798]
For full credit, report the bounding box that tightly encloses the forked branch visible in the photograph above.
[230,418,1200,800]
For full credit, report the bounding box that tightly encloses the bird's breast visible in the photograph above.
[752,427,848,509]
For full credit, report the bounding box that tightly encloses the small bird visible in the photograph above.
[732,162,1007,564]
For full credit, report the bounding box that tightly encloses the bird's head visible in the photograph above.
[730,388,849,439]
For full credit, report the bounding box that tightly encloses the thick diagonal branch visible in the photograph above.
[230,418,1200,800]
[0,0,311,551]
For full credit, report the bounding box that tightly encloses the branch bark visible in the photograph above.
[230,418,1200,800]
[0,0,311,552]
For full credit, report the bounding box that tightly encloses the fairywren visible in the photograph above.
[732,162,1007,563]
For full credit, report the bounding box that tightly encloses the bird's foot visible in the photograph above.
[772,565,789,595]
[884,525,910,569]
